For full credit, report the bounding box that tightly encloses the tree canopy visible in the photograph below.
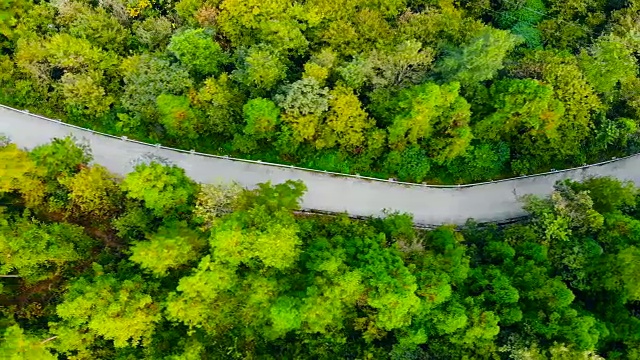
[1,138,640,358]
[0,0,638,184]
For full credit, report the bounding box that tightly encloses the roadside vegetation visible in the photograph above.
[1,0,640,183]
[2,138,640,358]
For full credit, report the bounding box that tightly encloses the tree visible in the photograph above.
[0,325,56,360]
[29,137,92,181]
[60,71,114,116]
[56,1,130,53]
[232,44,287,92]
[0,143,46,207]
[193,73,246,136]
[242,98,280,138]
[133,16,174,50]
[275,77,330,143]
[59,164,122,222]
[510,50,602,172]
[602,246,640,302]
[156,94,199,140]
[383,146,431,182]
[337,39,435,90]
[386,81,473,164]
[436,27,522,85]
[0,212,95,284]
[168,29,226,78]
[121,162,198,217]
[53,266,162,351]
[0,0,29,40]
[165,181,306,336]
[193,182,243,230]
[14,32,119,116]
[578,35,638,99]
[130,222,205,277]
[120,55,193,116]
[474,79,566,166]
[318,85,374,151]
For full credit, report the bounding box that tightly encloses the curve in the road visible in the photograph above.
[2,105,640,226]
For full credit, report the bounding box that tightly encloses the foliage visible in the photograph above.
[2,139,640,358]
[0,211,95,284]
[232,44,287,92]
[120,55,193,116]
[121,162,198,217]
[436,27,522,86]
[130,222,205,276]
[59,165,122,221]
[167,29,226,78]
[53,267,162,350]
[0,0,637,184]
[241,97,280,138]
[0,325,56,360]
[386,81,473,164]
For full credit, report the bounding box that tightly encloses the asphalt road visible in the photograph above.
[2,106,639,226]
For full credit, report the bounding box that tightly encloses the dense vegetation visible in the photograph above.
[1,137,640,359]
[1,0,640,183]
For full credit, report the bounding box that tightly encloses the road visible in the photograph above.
[2,106,639,226]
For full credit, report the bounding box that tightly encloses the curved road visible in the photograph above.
[2,106,640,226]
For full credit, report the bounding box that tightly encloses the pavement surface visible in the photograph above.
[3,106,639,226]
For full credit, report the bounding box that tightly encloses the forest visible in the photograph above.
[1,0,640,183]
[2,137,640,359]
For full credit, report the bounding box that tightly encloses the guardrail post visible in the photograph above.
[121,136,128,141]
[155,143,161,148]
[190,149,195,154]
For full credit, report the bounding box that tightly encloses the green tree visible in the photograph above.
[475,79,567,167]
[193,182,243,230]
[121,162,198,217]
[60,71,114,116]
[53,266,162,351]
[0,212,95,284]
[130,222,205,277]
[242,97,280,138]
[436,27,522,86]
[29,137,92,181]
[386,81,473,164]
[59,164,122,222]
[133,16,174,50]
[578,35,638,99]
[57,1,130,53]
[0,325,56,360]
[337,39,435,90]
[193,73,246,136]
[275,77,330,143]
[383,146,431,182]
[232,44,287,92]
[318,85,374,151]
[156,94,199,140]
[168,29,226,78]
[120,55,193,116]
[0,143,46,207]
[0,0,29,40]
